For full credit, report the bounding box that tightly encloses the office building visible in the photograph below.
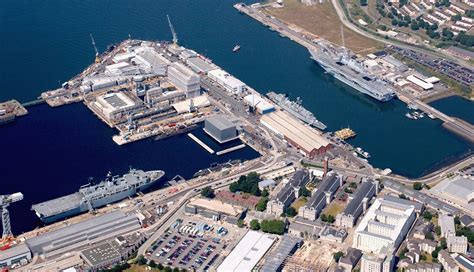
[207,69,247,94]
[447,236,468,254]
[439,214,456,238]
[353,196,416,254]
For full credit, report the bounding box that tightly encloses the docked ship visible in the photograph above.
[31,168,165,223]
[266,92,327,130]
[309,46,396,102]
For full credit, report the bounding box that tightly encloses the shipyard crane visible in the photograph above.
[0,193,23,240]
[167,15,179,47]
[89,33,101,63]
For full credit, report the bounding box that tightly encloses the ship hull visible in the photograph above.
[310,50,395,102]
[33,170,164,223]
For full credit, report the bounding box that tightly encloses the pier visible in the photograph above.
[216,144,246,155]
[398,92,474,143]
[21,98,46,108]
[187,133,215,154]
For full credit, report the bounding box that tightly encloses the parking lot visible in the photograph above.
[146,216,246,270]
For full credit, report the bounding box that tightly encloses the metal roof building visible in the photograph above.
[204,115,238,143]
[260,111,330,158]
[260,235,301,272]
[186,57,217,73]
[217,230,277,272]
[0,244,31,268]
[26,211,141,258]
[336,180,376,228]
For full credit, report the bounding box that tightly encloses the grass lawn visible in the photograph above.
[324,202,344,216]
[292,197,308,210]
[264,0,380,52]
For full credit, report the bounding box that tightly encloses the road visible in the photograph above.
[330,0,474,69]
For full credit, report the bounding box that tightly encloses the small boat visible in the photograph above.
[232,45,241,52]
[428,113,435,119]
[405,112,415,119]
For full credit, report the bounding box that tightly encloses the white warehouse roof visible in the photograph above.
[217,230,277,272]
[407,75,434,90]
[244,94,275,113]
[208,69,246,93]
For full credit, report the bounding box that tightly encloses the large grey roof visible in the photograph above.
[261,235,301,272]
[206,115,235,130]
[339,247,362,266]
[343,181,375,216]
[0,244,30,261]
[306,173,340,208]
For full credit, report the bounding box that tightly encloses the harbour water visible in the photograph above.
[430,96,474,125]
[0,0,472,233]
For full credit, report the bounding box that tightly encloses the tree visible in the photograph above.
[229,172,262,196]
[431,249,439,259]
[157,263,164,270]
[229,182,239,193]
[440,238,447,249]
[163,267,172,272]
[327,215,335,223]
[262,189,269,197]
[201,186,215,198]
[320,214,328,222]
[435,226,442,236]
[256,197,269,211]
[299,186,311,197]
[399,194,408,200]
[454,216,461,225]
[413,182,423,190]
[423,211,433,221]
[173,267,180,272]
[260,219,286,234]
[411,22,419,30]
[400,247,409,259]
[425,232,434,240]
[286,207,297,217]
[136,255,147,266]
[392,19,399,26]
[333,251,344,262]
[349,182,357,189]
[250,219,261,230]
[149,260,157,268]
[237,219,245,228]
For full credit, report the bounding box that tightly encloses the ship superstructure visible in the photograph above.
[31,168,165,223]
[266,92,327,130]
[309,45,396,102]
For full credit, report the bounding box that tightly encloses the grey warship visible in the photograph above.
[309,45,396,102]
[31,168,165,223]
[266,92,327,130]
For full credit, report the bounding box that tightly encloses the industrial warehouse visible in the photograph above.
[260,110,331,158]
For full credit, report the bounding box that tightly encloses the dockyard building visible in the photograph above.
[260,110,331,158]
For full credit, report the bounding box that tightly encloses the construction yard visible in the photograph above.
[283,240,344,271]
[264,0,380,53]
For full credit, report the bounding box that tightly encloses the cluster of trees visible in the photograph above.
[100,263,131,272]
[200,186,215,199]
[250,219,261,230]
[333,251,344,262]
[457,226,474,244]
[423,210,434,221]
[229,172,261,196]
[299,186,311,197]
[413,182,423,191]
[320,214,335,223]
[284,207,297,217]
[260,219,286,234]
[455,32,474,47]
[256,194,269,212]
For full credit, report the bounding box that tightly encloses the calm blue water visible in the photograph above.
[430,96,474,125]
[0,0,472,234]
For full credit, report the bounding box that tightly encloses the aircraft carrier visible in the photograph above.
[266,92,327,130]
[31,168,165,223]
[309,46,396,102]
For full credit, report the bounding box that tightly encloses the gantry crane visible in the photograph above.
[167,15,179,47]
[1,192,23,241]
[89,33,101,63]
